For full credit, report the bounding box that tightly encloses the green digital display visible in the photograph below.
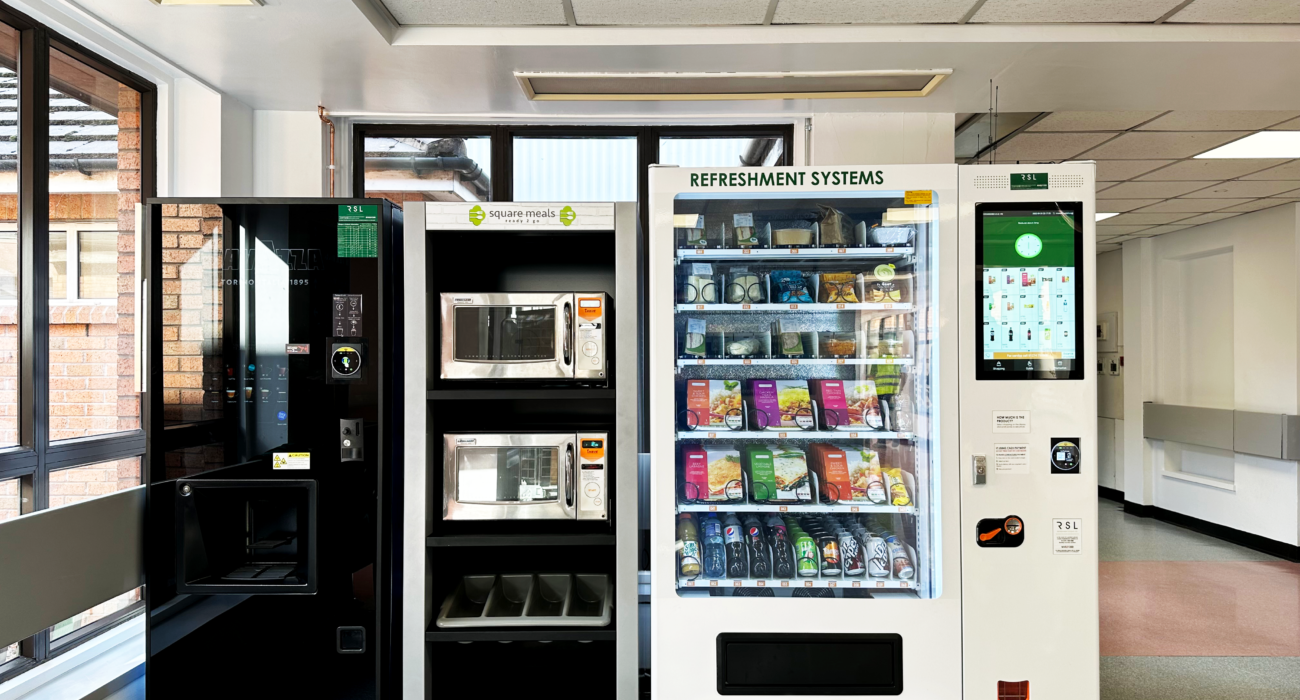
[981,211,1076,268]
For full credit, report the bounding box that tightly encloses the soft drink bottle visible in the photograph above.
[723,514,749,579]
[677,513,701,579]
[701,513,726,579]
[767,516,795,579]
[840,528,865,576]
[745,516,772,579]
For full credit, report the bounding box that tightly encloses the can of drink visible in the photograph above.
[885,534,914,580]
[795,533,819,577]
[817,534,841,576]
[840,530,865,576]
[866,534,889,578]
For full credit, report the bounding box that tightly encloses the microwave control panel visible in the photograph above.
[574,294,607,381]
[576,432,609,520]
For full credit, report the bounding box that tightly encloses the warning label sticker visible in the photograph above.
[273,452,310,470]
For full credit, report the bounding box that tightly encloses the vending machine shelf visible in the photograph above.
[676,302,912,313]
[677,358,913,367]
[677,430,913,441]
[677,502,915,515]
[676,247,914,261]
[677,577,916,591]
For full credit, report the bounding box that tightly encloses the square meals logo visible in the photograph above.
[469,204,576,226]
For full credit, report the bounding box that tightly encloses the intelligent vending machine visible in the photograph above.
[649,163,1097,698]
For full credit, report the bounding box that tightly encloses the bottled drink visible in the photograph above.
[840,529,865,576]
[723,514,749,579]
[891,374,913,433]
[701,513,726,579]
[745,516,772,579]
[767,516,795,579]
[678,513,701,579]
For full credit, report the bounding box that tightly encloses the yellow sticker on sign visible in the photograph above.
[273,452,310,470]
[904,190,933,205]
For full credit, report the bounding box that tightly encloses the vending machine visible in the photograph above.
[648,163,1097,697]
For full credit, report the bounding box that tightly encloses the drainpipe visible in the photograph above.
[319,106,335,197]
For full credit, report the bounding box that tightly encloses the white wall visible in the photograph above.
[811,113,954,165]
[221,96,254,197]
[1125,204,1300,545]
[253,111,325,197]
[1096,250,1124,492]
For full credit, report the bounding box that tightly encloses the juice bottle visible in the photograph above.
[678,513,701,578]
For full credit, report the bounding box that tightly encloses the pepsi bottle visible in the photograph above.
[723,514,749,579]
[745,516,772,579]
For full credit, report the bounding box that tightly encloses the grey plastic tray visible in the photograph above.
[436,574,612,628]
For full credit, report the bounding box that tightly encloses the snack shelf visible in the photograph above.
[676,502,915,515]
[677,577,915,590]
[675,247,914,261]
[676,302,912,313]
[677,430,913,441]
[677,358,913,367]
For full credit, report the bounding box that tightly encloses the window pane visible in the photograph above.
[0,23,18,450]
[512,136,636,202]
[2,642,17,664]
[363,135,492,204]
[0,476,22,523]
[79,231,117,298]
[49,586,142,642]
[48,456,141,509]
[659,136,784,168]
[48,49,141,440]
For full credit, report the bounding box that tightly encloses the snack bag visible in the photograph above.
[770,270,813,304]
[819,272,859,303]
[883,467,912,507]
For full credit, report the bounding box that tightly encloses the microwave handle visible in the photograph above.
[563,440,576,518]
[563,301,573,367]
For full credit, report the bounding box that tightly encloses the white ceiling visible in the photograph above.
[989,109,1300,253]
[382,0,566,25]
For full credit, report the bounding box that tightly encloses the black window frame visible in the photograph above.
[0,0,156,684]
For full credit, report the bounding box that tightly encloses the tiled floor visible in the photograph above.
[1099,498,1300,700]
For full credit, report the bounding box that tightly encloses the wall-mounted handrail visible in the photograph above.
[1144,403,1300,461]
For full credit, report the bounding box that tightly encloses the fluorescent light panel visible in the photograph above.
[151,0,262,5]
[1196,131,1300,159]
[1096,213,1119,221]
[516,70,951,102]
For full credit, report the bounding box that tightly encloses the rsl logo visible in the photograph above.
[468,205,485,226]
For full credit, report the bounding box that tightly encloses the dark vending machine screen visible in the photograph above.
[976,202,1084,380]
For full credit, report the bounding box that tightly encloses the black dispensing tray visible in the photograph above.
[436,574,612,628]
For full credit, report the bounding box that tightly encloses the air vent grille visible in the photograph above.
[516,70,951,102]
[1050,174,1085,189]
[973,175,1009,189]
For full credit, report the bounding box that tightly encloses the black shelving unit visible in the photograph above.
[427,534,616,547]
[427,389,617,401]
[426,628,618,643]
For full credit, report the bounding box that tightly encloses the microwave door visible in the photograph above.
[443,433,572,520]
[440,292,574,379]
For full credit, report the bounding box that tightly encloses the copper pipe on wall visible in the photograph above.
[319,105,335,197]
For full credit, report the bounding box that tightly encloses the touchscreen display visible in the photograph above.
[977,203,1083,380]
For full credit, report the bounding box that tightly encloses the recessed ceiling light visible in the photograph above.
[1196,131,1300,159]
[1096,213,1119,221]
[149,0,262,5]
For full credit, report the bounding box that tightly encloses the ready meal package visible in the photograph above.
[810,380,849,429]
[746,444,811,503]
[775,380,814,429]
[807,443,852,503]
[844,380,884,430]
[685,379,742,429]
[845,447,886,504]
[705,446,743,501]
[680,443,708,501]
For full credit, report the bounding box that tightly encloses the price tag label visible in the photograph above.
[707,432,717,438]
[687,580,696,587]
[779,506,789,512]
[733,581,742,587]
[778,433,788,438]
[851,506,860,512]
[742,249,752,255]
[849,433,860,438]
[883,303,894,309]
[901,581,909,588]
[742,359,752,365]
[789,304,799,310]
[886,247,895,253]
[838,248,847,254]
[852,581,861,588]
[790,359,799,365]
[875,582,885,588]
[828,581,837,588]
[696,359,706,365]
[780,581,790,587]
[804,581,813,587]
[695,305,705,310]
[695,249,704,255]
[742,304,752,310]
[836,359,845,365]
[708,505,718,512]
[790,248,800,254]
[757,580,766,587]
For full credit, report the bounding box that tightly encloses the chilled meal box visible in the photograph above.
[744,445,812,503]
[844,447,887,504]
[680,443,743,502]
[685,379,742,429]
[807,443,852,503]
[844,380,884,429]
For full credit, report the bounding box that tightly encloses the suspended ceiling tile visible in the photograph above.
[1094,226,1155,236]
[1101,212,1196,226]
[991,132,1113,162]
[573,0,768,25]
[1138,225,1193,236]
[1137,111,1300,131]
[1134,158,1289,181]
[1241,160,1300,180]
[1097,199,1163,213]
[1096,181,1215,199]
[1182,180,1300,198]
[1268,117,1300,130]
[772,0,975,23]
[1136,198,1251,212]
[1027,112,1165,132]
[1080,132,1249,160]
[1174,212,1242,226]
[971,0,1185,23]
[1216,198,1300,213]
[1168,0,1300,23]
[1095,160,1175,182]
[381,0,567,25]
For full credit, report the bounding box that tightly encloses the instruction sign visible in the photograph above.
[338,205,378,258]
[992,411,1031,433]
[993,443,1030,474]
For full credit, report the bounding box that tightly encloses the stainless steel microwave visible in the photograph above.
[443,432,608,521]
[439,292,607,381]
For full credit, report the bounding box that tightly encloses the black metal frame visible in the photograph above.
[0,0,156,684]
[350,121,795,453]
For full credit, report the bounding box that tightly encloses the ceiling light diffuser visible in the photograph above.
[1096,213,1119,221]
[1195,132,1300,159]
[150,0,262,5]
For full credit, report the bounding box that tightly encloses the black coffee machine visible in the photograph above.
[143,199,403,698]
